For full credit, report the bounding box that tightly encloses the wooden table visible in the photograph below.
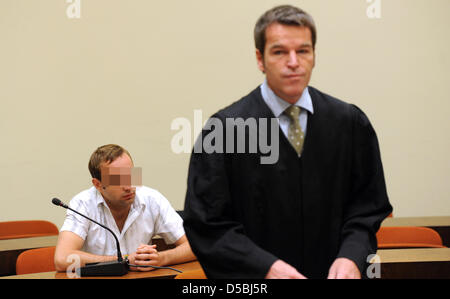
[373,248,450,279]
[0,260,201,279]
[0,235,173,277]
[382,216,450,247]
[5,247,449,279]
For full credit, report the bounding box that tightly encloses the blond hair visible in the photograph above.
[88,144,132,180]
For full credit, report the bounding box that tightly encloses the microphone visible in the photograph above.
[51,198,69,209]
[52,197,128,276]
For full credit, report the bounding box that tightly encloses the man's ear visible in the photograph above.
[92,178,103,191]
[256,49,265,74]
[312,49,316,68]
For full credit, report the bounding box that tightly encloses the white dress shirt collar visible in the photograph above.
[260,79,314,117]
[94,188,146,212]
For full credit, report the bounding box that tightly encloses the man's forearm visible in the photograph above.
[159,242,196,266]
[55,249,117,272]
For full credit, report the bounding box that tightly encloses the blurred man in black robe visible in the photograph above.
[183,5,392,279]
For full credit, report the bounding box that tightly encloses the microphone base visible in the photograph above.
[79,260,129,277]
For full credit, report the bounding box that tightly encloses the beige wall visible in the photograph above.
[1,0,449,228]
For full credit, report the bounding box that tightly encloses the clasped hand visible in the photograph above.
[127,244,164,271]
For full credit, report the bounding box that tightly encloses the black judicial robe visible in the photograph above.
[183,86,393,279]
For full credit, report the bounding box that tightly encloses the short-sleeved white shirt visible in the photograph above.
[60,186,185,256]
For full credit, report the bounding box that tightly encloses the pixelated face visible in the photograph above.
[256,23,315,104]
[96,153,142,208]
[101,166,142,187]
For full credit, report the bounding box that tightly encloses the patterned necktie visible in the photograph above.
[284,105,304,155]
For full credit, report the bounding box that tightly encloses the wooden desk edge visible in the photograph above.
[1,260,201,279]
[372,248,450,264]
[0,235,58,252]
[381,216,450,227]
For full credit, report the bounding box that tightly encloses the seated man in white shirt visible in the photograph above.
[54,144,196,272]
